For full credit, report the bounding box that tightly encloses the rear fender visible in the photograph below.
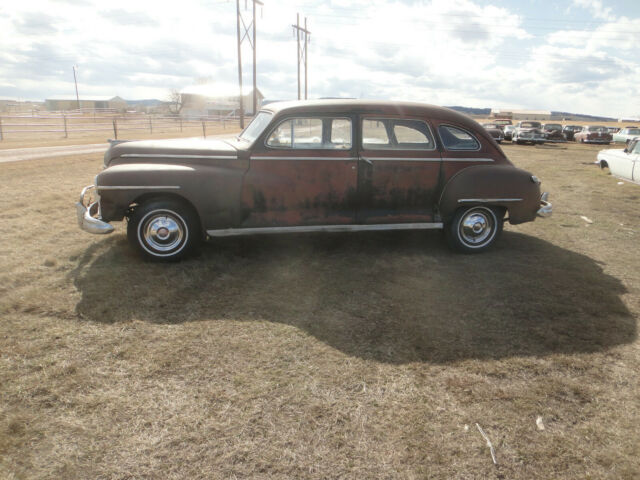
[438,165,541,225]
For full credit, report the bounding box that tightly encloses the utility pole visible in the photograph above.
[292,14,311,100]
[72,65,80,110]
[236,0,263,129]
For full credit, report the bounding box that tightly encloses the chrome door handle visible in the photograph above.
[360,156,373,165]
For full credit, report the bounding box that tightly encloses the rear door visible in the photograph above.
[356,116,441,224]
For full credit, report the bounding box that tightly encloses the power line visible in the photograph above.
[292,13,311,100]
[236,0,263,128]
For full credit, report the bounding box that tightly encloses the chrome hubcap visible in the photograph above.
[142,213,184,252]
[460,210,494,245]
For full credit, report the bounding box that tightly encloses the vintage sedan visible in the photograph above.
[612,127,640,144]
[574,125,612,144]
[596,138,640,185]
[562,125,583,141]
[542,123,567,142]
[77,100,551,260]
[512,121,545,145]
[482,123,504,143]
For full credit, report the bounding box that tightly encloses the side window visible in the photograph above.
[363,118,435,150]
[438,125,480,151]
[329,119,352,149]
[266,117,352,149]
[362,119,390,147]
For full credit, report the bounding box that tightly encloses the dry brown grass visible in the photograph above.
[1,141,639,479]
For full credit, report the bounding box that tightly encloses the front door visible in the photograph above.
[242,115,358,227]
[357,116,442,224]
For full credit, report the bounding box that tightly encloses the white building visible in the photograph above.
[491,109,552,121]
[180,84,264,118]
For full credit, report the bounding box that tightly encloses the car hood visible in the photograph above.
[104,138,238,167]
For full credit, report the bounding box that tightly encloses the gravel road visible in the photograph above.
[0,143,108,163]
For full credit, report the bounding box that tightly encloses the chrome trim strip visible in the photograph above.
[120,154,237,160]
[458,198,522,203]
[251,156,493,162]
[442,158,494,162]
[97,185,181,190]
[207,222,444,237]
[361,157,441,162]
[251,156,358,161]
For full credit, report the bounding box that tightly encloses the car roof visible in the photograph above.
[260,99,479,127]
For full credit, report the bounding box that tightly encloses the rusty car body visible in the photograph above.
[574,125,612,144]
[77,100,552,260]
[542,123,567,142]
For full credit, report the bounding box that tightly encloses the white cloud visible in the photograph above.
[0,0,638,117]
[571,0,615,21]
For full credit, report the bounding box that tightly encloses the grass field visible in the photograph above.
[1,140,639,479]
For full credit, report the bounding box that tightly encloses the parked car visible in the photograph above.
[77,100,552,260]
[574,125,612,144]
[503,125,516,141]
[562,125,583,141]
[542,123,567,142]
[482,123,504,143]
[512,121,545,145]
[596,137,640,185]
[612,127,640,144]
[492,119,512,128]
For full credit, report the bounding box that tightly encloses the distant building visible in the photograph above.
[45,96,128,112]
[491,109,552,121]
[180,84,264,118]
[0,100,44,113]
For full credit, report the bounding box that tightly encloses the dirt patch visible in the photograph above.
[1,142,639,479]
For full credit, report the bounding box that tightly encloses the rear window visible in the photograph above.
[438,125,480,151]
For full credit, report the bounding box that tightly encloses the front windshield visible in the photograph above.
[546,124,561,130]
[239,111,274,143]
[587,126,606,132]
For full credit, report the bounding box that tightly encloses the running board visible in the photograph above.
[207,222,444,237]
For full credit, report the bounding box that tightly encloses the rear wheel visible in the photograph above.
[127,199,200,261]
[445,206,503,253]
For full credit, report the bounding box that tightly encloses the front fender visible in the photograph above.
[96,163,245,227]
[438,165,541,225]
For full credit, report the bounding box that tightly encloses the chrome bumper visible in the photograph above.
[537,192,552,218]
[76,185,114,234]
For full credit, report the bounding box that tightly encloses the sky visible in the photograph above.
[1,0,639,118]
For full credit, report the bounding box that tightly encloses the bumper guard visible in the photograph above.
[76,185,114,234]
[537,192,552,218]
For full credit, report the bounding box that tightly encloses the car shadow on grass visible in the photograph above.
[71,231,636,364]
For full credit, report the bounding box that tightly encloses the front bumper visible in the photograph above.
[76,185,114,234]
[537,192,552,218]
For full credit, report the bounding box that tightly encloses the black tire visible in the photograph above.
[127,199,200,261]
[445,206,503,253]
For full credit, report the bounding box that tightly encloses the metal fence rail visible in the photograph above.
[0,113,245,141]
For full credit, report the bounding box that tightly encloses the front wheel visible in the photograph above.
[445,206,503,253]
[127,199,200,261]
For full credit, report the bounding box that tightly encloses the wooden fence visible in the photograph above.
[0,112,243,141]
